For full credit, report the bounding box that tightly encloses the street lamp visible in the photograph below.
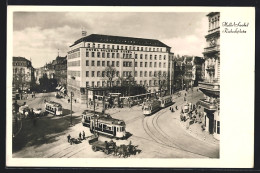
[70,91,74,126]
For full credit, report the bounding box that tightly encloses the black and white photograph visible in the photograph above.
[6,6,254,168]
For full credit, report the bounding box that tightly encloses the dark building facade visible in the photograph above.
[12,57,35,95]
[53,56,67,87]
[198,12,220,140]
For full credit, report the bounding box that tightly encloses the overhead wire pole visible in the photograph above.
[70,91,73,126]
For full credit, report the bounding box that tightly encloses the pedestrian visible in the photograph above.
[82,131,85,140]
[79,132,82,140]
[169,107,172,111]
[67,134,71,143]
[176,105,178,110]
[74,99,76,103]
[68,99,70,103]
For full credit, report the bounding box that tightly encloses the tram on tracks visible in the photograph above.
[81,110,107,127]
[142,99,161,116]
[158,95,174,108]
[45,101,63,116]
[89,114,126,139]
[180,103,191,121]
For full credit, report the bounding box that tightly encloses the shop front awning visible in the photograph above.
[197,99,217,111]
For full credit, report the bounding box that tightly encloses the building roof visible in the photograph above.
[13,56,30,62]
[207,12,219,17]
[70,34,171,48]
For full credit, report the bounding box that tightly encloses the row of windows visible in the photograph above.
[209,15,220,30]
[68,60,80,67]
[86,51,167,60]
[86,60,120,67]
[85,60,167,68]
[87,43,165,52]
[68,52,80,59]
[13,62,30,66]
[85,70,167,78]
[86,71,120,77]
[68,70,80,77]
[123,61,132,67]
[13,68,26,73]
[86,80,165,87]
[135,61,166,68]
[135,54,167,60]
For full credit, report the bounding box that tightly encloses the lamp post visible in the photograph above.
[70,91,73,126]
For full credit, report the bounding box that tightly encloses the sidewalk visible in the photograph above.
[179,119,219,146]
[177,88,219,146]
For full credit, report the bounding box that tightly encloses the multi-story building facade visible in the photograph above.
[12,57,34,93]
[67,34,174,103]
[198,12,220,140]
[53,56,67,87]
[173,56,185,91]
[183,56,204,88]
[34,67,45,84]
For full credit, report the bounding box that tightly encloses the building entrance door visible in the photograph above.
[206,110,214,134]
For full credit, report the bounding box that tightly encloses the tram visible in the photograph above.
[81,110,111,127]
[45,101,63,116]
[158,95,174,108]
[89,114,126,139]
[180,103,191,121]
[142,99,161,116]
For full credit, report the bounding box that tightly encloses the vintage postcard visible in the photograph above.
[6,6,255,168]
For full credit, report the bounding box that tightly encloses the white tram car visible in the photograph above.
[45,101,63,116]
[81,110,108,127]
[158,95,174,108]
[180,103,191,121]
[89,114,126,139]
[142,99,161,116]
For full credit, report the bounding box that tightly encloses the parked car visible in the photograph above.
[18,105,30,118]
[33,108,43,116]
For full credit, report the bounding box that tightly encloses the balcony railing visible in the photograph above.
[198,81,220,91]
[208,26,220,33]
[197,99,217,111]
[203,45,220,53]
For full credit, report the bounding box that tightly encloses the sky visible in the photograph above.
[13,12,208,68]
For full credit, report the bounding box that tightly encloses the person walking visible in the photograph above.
[67,134,71,143]
[74,99,76,103]
[68,99,70,103]
[79,132,82,140]
[82,131,85,140]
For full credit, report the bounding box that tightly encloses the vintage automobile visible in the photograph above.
[33,108,43,116]
[18,105,30,118]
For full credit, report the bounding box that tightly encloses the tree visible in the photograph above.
[13,70,30,99]
[39,73,57,92]
[103,65,117,88]
[153,71,168,97]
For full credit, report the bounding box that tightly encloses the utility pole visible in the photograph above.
[70,91,73,126]
[102,90,105,115]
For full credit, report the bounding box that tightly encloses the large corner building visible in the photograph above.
[67,34,174,103]
[198,12,220,140]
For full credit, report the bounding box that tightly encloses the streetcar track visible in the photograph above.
[47,145,72,158]
[141,93,214,158]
